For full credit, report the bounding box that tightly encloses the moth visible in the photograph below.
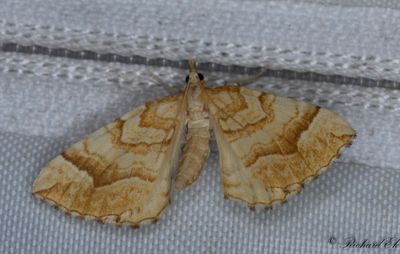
[32,60,356,227]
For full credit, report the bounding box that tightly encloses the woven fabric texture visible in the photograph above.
[0,1,399,254]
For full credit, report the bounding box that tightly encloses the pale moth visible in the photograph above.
[32,60,356,227]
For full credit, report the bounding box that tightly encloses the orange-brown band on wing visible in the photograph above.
[32,93,185,226]
[205,85,355,208]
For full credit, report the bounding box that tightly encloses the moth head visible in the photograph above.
[186,59,205,86]
[185,72,204,84]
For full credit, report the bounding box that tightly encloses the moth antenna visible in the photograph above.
[147,70,180,94]
[225,65,269,87]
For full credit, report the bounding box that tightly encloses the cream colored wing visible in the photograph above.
[32,93,185,226]
[205,85,356,208]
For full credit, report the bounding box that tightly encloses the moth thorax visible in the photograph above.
[187,86,205,110]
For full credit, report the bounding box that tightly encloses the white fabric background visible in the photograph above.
[0,1,400,253]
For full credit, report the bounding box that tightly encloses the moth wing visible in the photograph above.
[32,93,186,226]
[206,85,355,208]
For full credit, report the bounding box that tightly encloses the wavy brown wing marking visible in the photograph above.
[32,93,185,226]
[206,86,356,208]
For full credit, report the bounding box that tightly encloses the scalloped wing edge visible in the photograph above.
[223,135,355,211]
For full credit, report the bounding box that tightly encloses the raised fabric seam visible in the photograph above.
[2,42,400,91]
[1,51,399,112]
[1,19,400,84]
